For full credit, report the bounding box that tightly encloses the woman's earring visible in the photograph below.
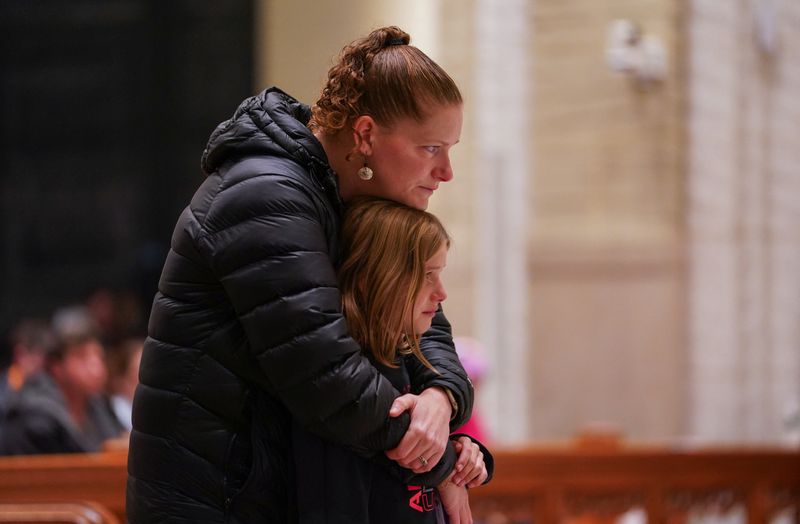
[357,162,374,181]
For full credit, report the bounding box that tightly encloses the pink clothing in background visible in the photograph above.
[451,336,490,443]
[455,413,488,443]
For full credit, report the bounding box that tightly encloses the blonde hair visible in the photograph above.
[339,197,450,369]
[309,26,462,135]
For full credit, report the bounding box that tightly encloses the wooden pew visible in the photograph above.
[0,452,127,522]
[469,441,800,524]
[0,501,119,523]
[0,442,797,523]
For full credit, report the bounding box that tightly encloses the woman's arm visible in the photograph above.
[372,438,459,488]
[386,307,474,469]
[369,433,492,524]
[407,306,474,429]
[197,168,409,455]
[376,433,494,487]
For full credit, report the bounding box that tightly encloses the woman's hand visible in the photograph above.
[451,436,488,488]
[438,474,472,524]
[385,387,452,472]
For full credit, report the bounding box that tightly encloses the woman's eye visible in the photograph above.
[424,146,440,154]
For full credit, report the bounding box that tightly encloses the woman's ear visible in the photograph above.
[352,115,376,156]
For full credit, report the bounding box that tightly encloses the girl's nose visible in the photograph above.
[434,282,448,302]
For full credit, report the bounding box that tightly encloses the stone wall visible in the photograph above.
[687,0,800,443]
[255,0,799,444]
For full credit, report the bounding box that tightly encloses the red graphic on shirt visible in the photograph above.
[407,485,436,512]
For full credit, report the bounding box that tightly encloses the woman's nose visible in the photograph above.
[435,155,454,182]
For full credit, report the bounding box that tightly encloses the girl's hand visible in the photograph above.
[438,474,472,524]
[451,436,488,488]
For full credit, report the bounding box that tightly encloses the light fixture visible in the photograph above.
[605,19,667,84]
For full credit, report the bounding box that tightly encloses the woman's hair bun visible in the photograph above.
[384,33,410,47]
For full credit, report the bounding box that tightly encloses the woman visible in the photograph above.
[292,197,493,523]
[127,26,473,523]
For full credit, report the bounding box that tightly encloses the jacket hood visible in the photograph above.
[200,87,330,177]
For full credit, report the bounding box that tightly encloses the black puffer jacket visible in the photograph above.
[126,87,473,524]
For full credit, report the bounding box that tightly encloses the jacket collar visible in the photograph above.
[201,88,331,174]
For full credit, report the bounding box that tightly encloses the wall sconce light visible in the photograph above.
[754,0,780,57]
[605,19,667,84]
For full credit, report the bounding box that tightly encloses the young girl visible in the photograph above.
[292,197,493,524]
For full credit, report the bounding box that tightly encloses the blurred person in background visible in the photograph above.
[84,287,145,347]
[0,318,55,417]
[0,322,123,455]
[104,337,144,432]
[52,304,97,340]
[453,337,490,443]
[127,25,472,524]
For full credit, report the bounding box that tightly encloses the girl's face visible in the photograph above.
[365,104,463,210]
[409,244,449,335]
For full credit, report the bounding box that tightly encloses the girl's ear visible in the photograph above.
[352,115,377,156]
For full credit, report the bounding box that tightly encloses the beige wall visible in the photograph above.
[255,0,479,337]
[527,0,685,440]
[256,1,443,110]
[531,0,683,246]
[255,0,687,442]
[687,0,800,443]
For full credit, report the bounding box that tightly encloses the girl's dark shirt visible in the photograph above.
[292,354,442,523]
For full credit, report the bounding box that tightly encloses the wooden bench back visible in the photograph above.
[0,452,127,522]
[0,444,798,523]
[0,501,119,524]
[470,443,800,523]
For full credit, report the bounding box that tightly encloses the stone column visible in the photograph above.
[474,0,532,443]
[687,0,800,443]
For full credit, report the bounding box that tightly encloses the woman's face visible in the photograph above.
[366,104,463,210]
[409,244,449,335]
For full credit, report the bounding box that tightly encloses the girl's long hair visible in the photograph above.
[339,197,450,369]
